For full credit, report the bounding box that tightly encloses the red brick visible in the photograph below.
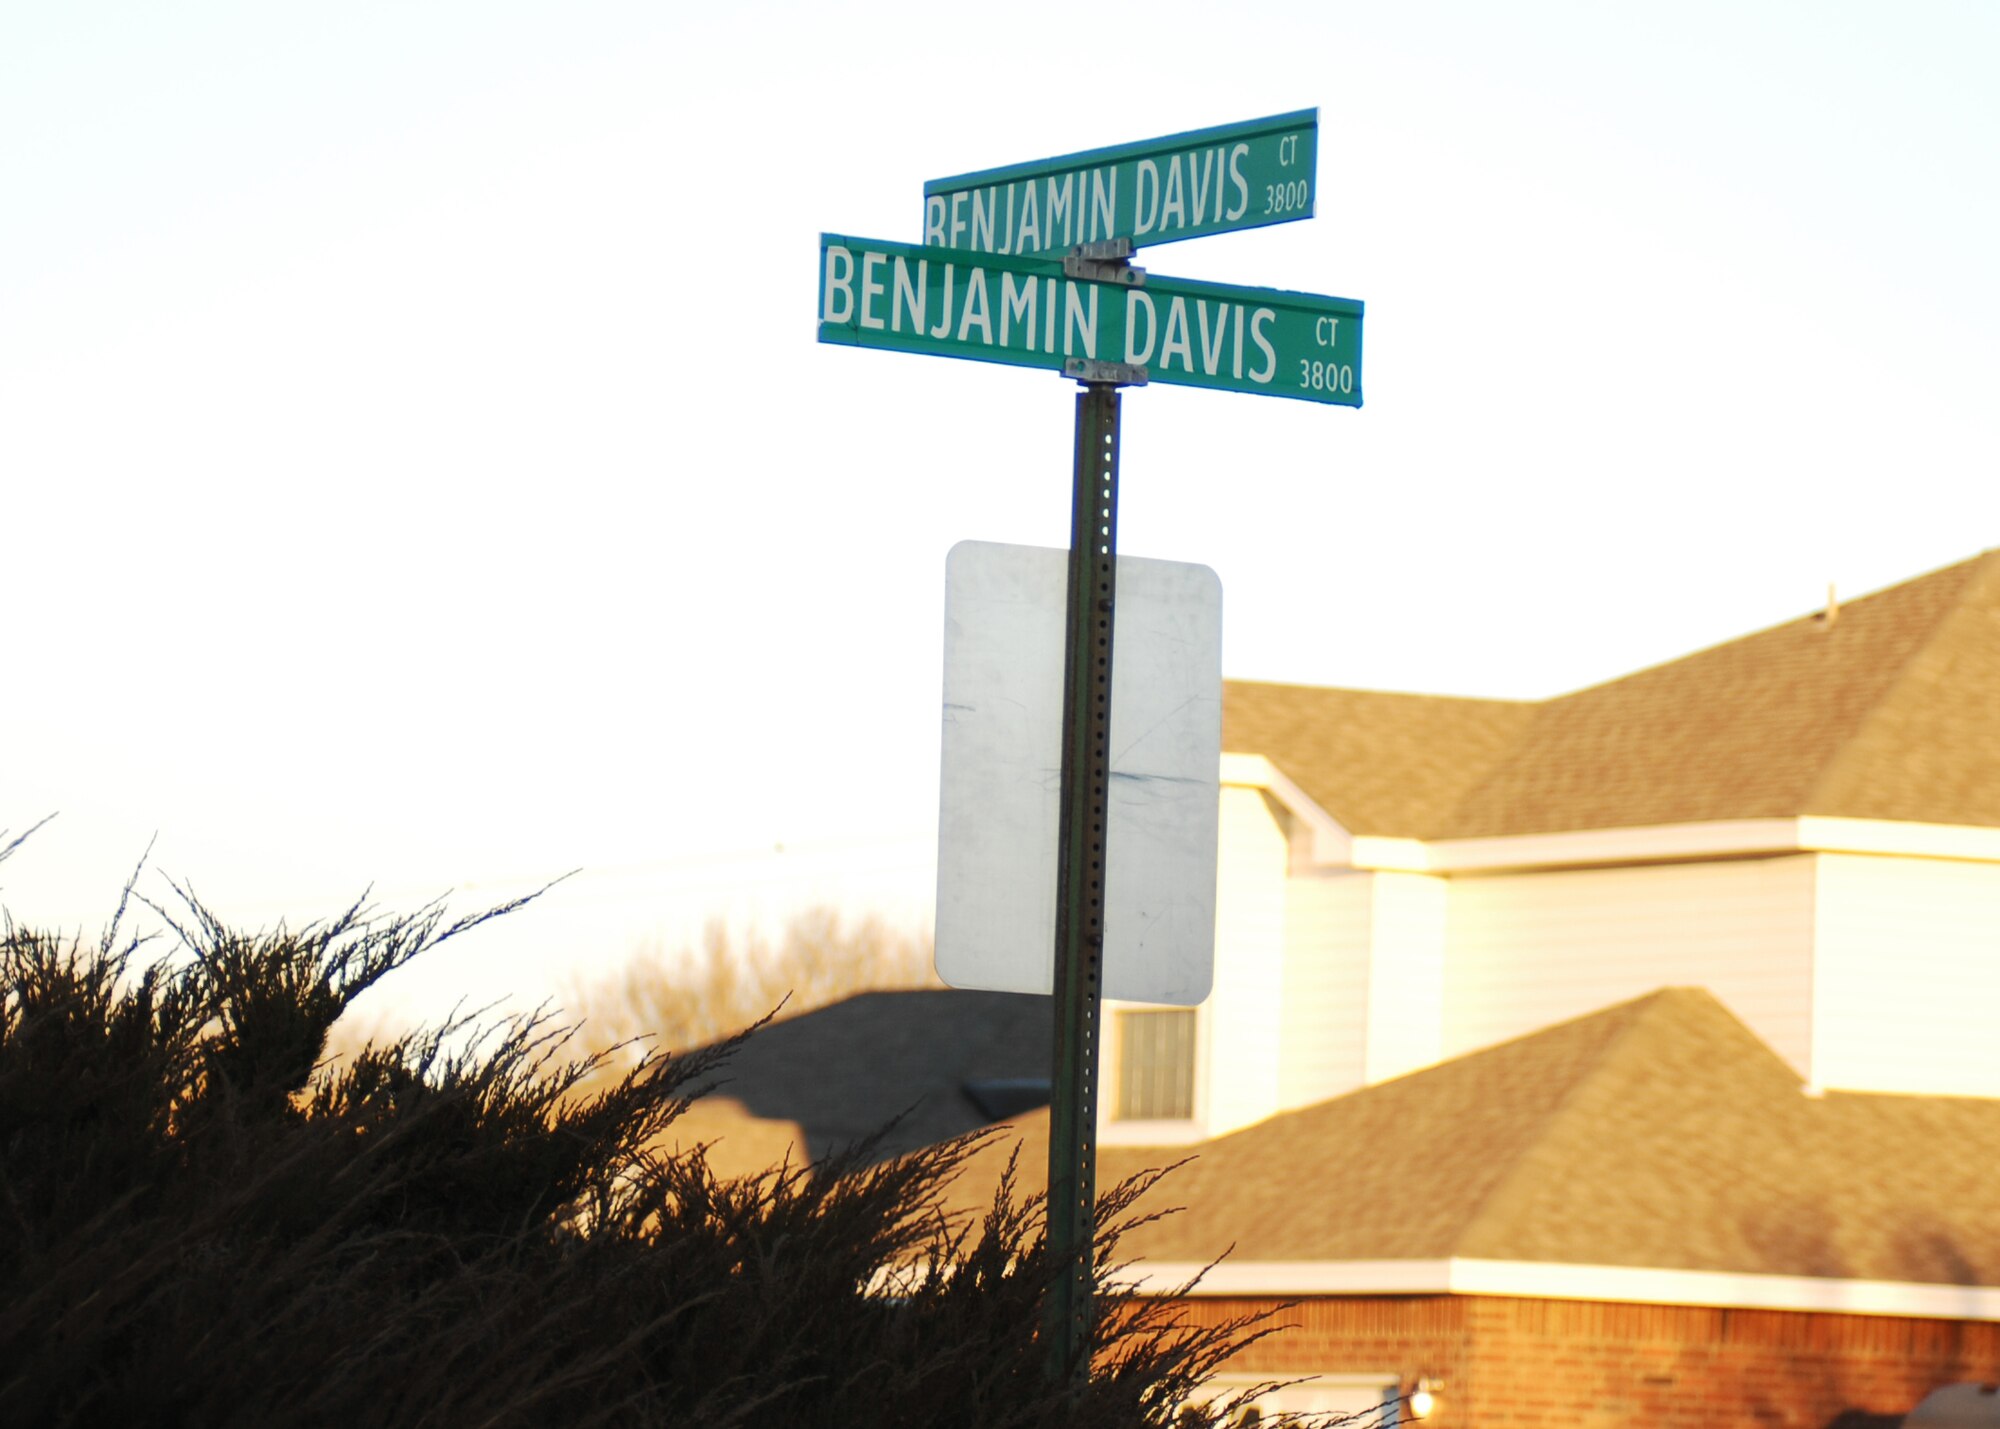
[1157,1293,2000,1426]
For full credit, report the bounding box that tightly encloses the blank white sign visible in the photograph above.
[935,540,1221,1006]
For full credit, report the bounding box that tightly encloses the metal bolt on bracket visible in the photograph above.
[1064,359,1148,387]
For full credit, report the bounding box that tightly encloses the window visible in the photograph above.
[1115,1008,1196,1120]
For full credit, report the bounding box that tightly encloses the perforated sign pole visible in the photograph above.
[816,110,1360,1387]
[1043,372,1125,1382]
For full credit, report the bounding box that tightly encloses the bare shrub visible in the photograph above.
[569,905,940,1059]
[0,833,1370,1428]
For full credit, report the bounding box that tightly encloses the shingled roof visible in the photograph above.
[674,989,1049,1172]
[944,989,2000,1287]
[674,987,2000,1288]
[1225,550,2000,838]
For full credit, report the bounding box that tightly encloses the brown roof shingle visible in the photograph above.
[947,990,2000,1287]
[1221,683,1533,836]
[1226,551,2000,838]
[685,988,1049,1164]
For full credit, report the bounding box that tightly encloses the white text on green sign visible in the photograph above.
[922,110,1317,258]
[818,234,1361,406]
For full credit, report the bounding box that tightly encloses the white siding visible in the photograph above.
[1278,869,1373,1108]
[1202,788,1292,1136]
[1442,855,1817,1073]
[1813,853,2000,1096]
[1366,872,1449,1084]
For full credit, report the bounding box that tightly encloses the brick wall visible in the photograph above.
[1170,1294,2000,1427]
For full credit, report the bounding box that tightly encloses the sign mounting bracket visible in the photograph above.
[1063,239,1146,287]
[1064,359,1147,386]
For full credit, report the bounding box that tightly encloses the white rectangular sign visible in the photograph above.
[935,540,1221,1006]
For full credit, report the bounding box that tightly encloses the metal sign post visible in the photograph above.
[1043,372,1126,1380]
[815,105,1359,1391]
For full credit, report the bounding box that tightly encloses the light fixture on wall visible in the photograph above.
[1408,1378,1441,1419]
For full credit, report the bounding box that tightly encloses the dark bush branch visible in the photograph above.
[0,813,56,871]
[0,877,1337,1428]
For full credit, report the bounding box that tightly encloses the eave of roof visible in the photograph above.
[940,990,2000,1301]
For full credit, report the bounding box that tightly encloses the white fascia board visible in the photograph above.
[1346,836,1437,872]
[1116,1258,2000,1321]
[1355,819,2000,877]
[1216,755,2000,876]
[1368,820,1806,874]
[1220,753,1353,868]
[1118,1259,1456,1297]
[1796,816,2000,864]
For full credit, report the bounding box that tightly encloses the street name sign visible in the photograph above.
[937,541,1220,1007]
[923,110,1318,256]
[818,107,1362,1378]
[819,232,1363,405]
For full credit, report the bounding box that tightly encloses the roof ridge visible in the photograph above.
[1429,551,1996,838]
[1228,550,2000,840]
[1448,991,1681,1253]
[1802,549,2000,815]
[1532,553,1992,705]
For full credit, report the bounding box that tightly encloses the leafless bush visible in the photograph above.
[0,831,1372,1428]
[569,905,940,1059]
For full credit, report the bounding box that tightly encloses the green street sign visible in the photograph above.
[819,233,1362,406]
[923,110,1318,257]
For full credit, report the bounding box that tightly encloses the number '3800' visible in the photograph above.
[1263,179,1310,215]
[1298,359,1353,395]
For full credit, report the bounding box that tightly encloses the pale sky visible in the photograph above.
[5,1,1997,1021]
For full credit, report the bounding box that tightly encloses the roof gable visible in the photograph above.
[1083,990,2000,1286]
[1095,990,1694,1265]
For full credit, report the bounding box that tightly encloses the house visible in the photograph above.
[964,989,2000,1425]
[692,550,2000,1425]
[1104,548,2000,1150]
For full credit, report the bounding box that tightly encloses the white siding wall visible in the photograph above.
[1191,786,1292,1137]
[1813,853,2000,1096]
[1442,855,1818,1074]
[1277,870,1373,1109]
[1366,872,1449,1084]
[1146,792,2000,1128]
